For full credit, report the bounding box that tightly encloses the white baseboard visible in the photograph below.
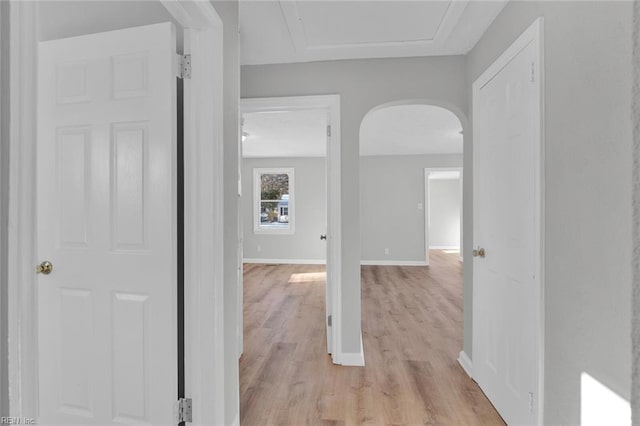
[229,413,239,426]
[337,333,365,366]
[243,258,326,265]
[360,260,427,266]
[458,350,473,378]
[429,245,461,250]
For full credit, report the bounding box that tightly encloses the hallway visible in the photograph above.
[240,252,504,425]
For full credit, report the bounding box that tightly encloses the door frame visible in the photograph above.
[240,95,343,363]
[7,2,229,424]
[423,167,463,266]
[471,17,545,424]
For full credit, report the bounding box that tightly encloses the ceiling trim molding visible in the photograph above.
[240,1,509,65]
[278,0,469,55]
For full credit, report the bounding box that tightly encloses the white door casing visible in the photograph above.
[472,18,543,426]
[37,23,177,425]
[239,95,343,363]
[324,114,333,355]
[177,15,228,424]
[238,117,244,358]
[423,167,463,266]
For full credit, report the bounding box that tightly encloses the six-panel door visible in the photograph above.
[37,22,178,425]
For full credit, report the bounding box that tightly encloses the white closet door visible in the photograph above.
[473,30,541,426]
[37,22,178,425]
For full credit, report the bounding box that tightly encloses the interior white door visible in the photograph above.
[472,27,540,425]
[37,23,178,425]
[325,119,333,354]
[238,120,244,358]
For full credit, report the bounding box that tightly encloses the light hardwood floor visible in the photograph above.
[240,251,504,425]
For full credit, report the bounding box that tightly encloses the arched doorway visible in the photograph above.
[353,101,500,424]
[359,102,464,267]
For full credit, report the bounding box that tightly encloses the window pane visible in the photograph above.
[259,173,290,229]
[260,173,289,200]
[260,201,278,222]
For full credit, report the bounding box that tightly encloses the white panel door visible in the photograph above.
[325,120,333,355]
[472,26,541,425]
[238,120,244,358]
[37,23,178,425]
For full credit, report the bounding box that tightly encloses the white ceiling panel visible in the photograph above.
[240,0,508,65]
[242,109,328,158]
[291,2,451,46]
[279,0,467,59]
[360,104,463,156]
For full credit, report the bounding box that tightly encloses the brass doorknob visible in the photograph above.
[36,261,53,275]
[472,247,486,258]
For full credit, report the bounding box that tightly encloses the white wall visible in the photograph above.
[360,154,462,264]
[242,157,327,262]
[242,56,468,354]
[428,178,461,249]
[467,2,633,423]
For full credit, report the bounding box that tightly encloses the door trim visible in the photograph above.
[7,2,38,417]
[471,17,545,425]
[240,95,343,364]
[423,167,463,266]
[7,2,228,424]
[165,4,227,425]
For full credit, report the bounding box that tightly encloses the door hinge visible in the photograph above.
[528,392,534,414]
[530,62,535,83]
[326,125,332,137]
[180,54,192,80]
[175,397,192,423]
[327,314,332,327]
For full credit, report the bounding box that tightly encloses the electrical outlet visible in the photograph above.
[418,203,423,210]
[384,248,390,255]
[257,245,262,252]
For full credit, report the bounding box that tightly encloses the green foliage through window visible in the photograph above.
[261,174,289,200]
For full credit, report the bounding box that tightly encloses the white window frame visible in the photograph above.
[253,167,295,234]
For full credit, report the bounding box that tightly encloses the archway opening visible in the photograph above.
[359,102,464,265]
[355,100,493,422]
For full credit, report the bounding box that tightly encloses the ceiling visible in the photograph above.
[360,104,462,156]
[242,109,328,158]
[242,104,461,158]
[239,0,508,65]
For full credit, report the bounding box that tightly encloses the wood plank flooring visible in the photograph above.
[240,251,504,425]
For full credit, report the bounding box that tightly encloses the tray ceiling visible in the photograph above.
[240,0,508,65]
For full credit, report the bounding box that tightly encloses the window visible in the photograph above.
[253,168,294,234]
